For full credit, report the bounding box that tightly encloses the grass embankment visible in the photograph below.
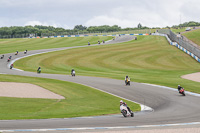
[171,28,186,33]
[0,36,112,54]
[15,36,200,93]
[183,29,200,46]
[0,74,140,120]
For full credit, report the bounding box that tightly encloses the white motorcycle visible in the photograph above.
[120,105,134,117]
[71,70,75,76]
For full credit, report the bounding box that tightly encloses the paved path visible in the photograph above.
[0,35,200,132]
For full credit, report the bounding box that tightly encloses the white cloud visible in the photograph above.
[24,21,71,29]
[25,21,48,26]
[85,16,134,28]
[1,0,200,28]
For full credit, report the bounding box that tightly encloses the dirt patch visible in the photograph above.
[181,72,200,83]
[0,82,65,99]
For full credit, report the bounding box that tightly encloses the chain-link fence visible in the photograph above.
[158,29,200,58]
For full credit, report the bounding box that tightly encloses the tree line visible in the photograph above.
[0,24,150,38]
[0,21,199,38]
[171,21,200,29]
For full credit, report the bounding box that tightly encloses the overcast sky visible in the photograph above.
[0,0,199,29]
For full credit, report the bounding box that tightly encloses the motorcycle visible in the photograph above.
[120,104,134,117]
[24,50,27,54]
[10,64,13,69]
[71,71,75,76]
[0,55,4,59]
[15,52,18,55]
[179,88,186,96]
[125,78,130,86]
[7,58,10,62]
[37,69,41,74]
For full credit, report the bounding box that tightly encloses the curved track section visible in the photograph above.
[0,35,200,131]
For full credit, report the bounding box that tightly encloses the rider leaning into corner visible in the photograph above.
[177,85,183,93]
[120,100,131,113]
[37,67,41,71]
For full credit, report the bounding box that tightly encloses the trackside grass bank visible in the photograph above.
[0,74,140,120]
[183,29,200,46]
[15,36,200,93]
[0,36,112,54]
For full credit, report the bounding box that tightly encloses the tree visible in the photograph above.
[74,25,87,31]
[138,23,142,29]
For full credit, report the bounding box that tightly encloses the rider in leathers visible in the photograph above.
[177,85,183,93]
[120,100,131,113]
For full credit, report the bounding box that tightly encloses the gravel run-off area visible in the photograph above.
[0,82,65,99]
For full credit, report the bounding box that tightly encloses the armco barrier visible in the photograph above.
[152,33,200,63]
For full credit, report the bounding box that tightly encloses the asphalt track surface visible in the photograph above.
[0,35,200,132]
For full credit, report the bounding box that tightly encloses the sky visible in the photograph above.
[0,0,200,29]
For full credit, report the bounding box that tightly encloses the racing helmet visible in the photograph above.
[120,100,123,103]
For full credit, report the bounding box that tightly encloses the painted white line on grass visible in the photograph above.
[1,122,200,132]
[68,82,153,112]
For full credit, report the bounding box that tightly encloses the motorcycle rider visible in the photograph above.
[15,50,18,55]
[10,64,13,69]
[37,67,41,73]
[120,100,131,113]
[177,85,183,93]
[24,50,27,54]
[0,55,4,59]
[71,69,75,75]
[125,75,130,84]
[9,56,12,59]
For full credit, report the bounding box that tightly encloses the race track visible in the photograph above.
[0,35,200,132]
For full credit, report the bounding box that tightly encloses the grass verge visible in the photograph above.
[0,36,112,54]
[15,35,200,93]
[183,29,200,46]
[0,74,140,120]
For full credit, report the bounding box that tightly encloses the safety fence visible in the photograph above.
[158,29,200,59]
[152,32,200,63]
[29,33,149,38]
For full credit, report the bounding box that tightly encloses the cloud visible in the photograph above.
[0,0,200,28]
[25,21,48,26]
[24,21,71,29]
[85,16,133,28]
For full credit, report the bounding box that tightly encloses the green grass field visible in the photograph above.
[0,74,140,120]
[171,28,186,33]
[0,36,140,120]
[183,29,200,46]
[15,35,200,93]
[0,36,112,54]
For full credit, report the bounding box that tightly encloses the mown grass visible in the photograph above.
[15,35,200,93]
[0,36,112,54]
[0,74,140,120]
[183,29,200,46]
[171,28,186,33]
